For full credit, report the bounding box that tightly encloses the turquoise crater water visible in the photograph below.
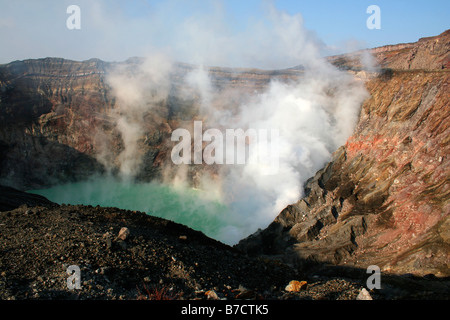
[28,176,240,244]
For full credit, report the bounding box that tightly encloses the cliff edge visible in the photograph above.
[236,31,450,278]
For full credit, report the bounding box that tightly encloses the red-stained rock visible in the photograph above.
[237,31,450,277]
[285,280,308,292]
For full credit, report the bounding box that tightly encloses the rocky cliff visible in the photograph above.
[0,58,110,189]
[0,57,301,189]
[1,30,449,279]
[328,29,450,71]
[237,30,450,277]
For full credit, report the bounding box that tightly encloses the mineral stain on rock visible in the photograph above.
[0,30,449,300]
[236,30,450,279]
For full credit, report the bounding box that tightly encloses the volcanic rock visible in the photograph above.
[117,227,130,241]
[0,185,54,211]
[285,280,308,292]
[0,58,301,190]
[236,30,450,278]
[0,30,449,300]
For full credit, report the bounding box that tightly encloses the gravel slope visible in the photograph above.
[0,189,448,300]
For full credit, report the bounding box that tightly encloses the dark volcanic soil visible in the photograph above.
[0,187,448,300]
[0,202,353,300]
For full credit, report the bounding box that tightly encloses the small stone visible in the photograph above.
[285,280,308,292]
[117,227,130,241]
[179,235,187,240]
[205,290,219,300]
[356,288,373,300]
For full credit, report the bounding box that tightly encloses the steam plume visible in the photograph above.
[97,4,370,244]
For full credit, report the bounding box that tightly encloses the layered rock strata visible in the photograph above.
[237,31,450,277]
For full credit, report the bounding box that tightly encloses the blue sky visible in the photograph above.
[0,0,448,66]
[274,0,449,48]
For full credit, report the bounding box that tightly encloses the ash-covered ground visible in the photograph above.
[0,187,448,300]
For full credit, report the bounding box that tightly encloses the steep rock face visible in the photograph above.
[236,32,450,277]
[0,58,302,190]
[0,58,111,189]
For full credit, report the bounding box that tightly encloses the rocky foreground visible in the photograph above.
[0,186,448,300]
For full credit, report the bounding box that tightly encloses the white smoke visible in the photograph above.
[188,66,368,243]
[103,54,173,178]
[99,3,370,244]
[169,2,326,69]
